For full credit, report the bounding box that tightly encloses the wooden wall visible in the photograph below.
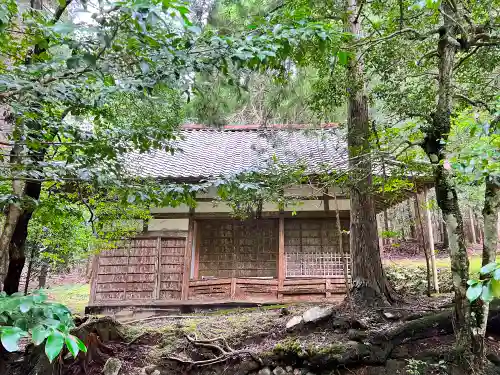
[89,216,351,307]
[90,236,186,303]
[284,219,350,277]
[197,219,278,278]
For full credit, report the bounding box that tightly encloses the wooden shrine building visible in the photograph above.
[87,124,427,312]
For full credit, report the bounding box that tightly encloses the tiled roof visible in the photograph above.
[125,126,348,180]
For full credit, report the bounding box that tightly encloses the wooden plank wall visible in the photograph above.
[91,236,186,303]
[188,277,346,302]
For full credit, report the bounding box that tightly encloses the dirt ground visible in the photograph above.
[13,295,499,375]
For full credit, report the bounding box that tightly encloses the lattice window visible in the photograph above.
[198,219,278,278]
[284,219,350,277]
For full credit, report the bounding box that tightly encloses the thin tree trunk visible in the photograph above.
[442,219,449,249]
[23,246,36,295]
[469,207,477,244]
[414,192,432,297]
[383,209,390,245]
[407,199,416,239]
[424,188,439,293]
[333,191,350,301]
[38,262,49,289]
[421,1,471,355]
[345,0,394,306]
[471,177,500,364]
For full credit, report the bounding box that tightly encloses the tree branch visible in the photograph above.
[453,46,479,71]
[355,27,440,48]
[417,50,438,66]
[454,93,492,113]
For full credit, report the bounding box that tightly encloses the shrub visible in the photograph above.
[0,291,86,362]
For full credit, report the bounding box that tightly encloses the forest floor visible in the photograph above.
[12,294,500,375]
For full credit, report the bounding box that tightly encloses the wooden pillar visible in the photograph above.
[123,240,132,300]
[181,215,195,300]
[153,237,161,300]
[325,278,331,298]
[423,189,439,294]
[193,221,200,280]
[277,214,285,300]
[230,277,237,300]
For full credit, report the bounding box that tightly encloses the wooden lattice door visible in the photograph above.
[284,219,350,277]
[197,219,278,278]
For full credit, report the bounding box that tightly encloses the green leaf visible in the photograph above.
[53,22,75,35]
[75,336,87,353]
[32,325,49,346]
[337,50,348,65]
[1,327,26,352]
[480,262,497,275]
[140,61,150,74]
[467,279,479,286]
[19,300,32,313]
[491,279,500,297]
[481,282,494,302]
[45,331,65,363]
[493,269,500,281]
[83,53,97,67]
[66,56,79,69]
[65,335,80,358]
[188,25,201,34]
[466,283,483,302]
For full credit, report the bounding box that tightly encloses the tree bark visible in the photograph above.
[442,219,449,249]
[471,165,500,361]
[0,144,24,289]
[424,188,439,293]
[383,209,391,245]
[421,1,471,355]
[469,206,478,244]
[414,192,432,297]
[3,179,43,294]
[345,0,394,306]
[407,199,416,239]
[38,262,49,289]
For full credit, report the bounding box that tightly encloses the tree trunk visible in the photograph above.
[407,199,416,239]
[383,209,391,245]
[23,245,36,295]
[424,188,439,294]
[0,143,25,289]
[414,192,432,297]
[38,262,49,289]
[442,219,449,249]
[345,0,393,306]
[3,180,43,294]
[469,206,477,244]
[1,0,48,295]
[471,138,500,364]
[420,1,471,355]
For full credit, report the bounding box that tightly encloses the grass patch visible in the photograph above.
[45,283,90,315]
[386,255,482,274]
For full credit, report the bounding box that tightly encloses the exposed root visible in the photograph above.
[166,332,263,367]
